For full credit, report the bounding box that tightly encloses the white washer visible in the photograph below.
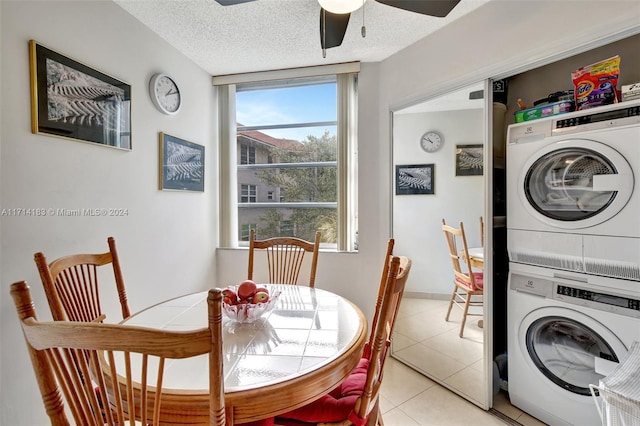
[506,100,640,285]
[508,263,640,426]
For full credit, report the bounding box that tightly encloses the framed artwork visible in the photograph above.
[159,132,205,192]
[395,164,435,195]
[455,144,483,176]
[29,40,131,149]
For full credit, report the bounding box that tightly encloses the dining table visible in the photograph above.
[465,247,484,270]
[117,284,367,424]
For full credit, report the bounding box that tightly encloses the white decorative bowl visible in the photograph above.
[222,289,281,323]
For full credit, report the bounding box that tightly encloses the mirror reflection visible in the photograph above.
[391,82,488,408]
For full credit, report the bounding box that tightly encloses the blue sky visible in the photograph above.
[236,82,337,141]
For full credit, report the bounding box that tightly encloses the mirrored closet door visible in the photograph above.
[390,81,491,409]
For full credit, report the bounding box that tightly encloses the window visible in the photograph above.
[216,63,359,251]
[280,220,294,237]
[240,224,257,241]
[240,184,257,203]
[240,144,255,165]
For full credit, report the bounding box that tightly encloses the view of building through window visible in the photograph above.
[236,77,338,244]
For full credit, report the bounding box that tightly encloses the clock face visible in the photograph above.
[150,74,181,115]
[420,131,443,153]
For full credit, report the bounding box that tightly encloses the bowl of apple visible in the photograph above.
[221,280,280,323]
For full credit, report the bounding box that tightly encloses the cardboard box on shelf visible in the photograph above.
[514,100,575,123]
[622,83,640,101]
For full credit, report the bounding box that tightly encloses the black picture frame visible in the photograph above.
[29,40,131,149]
[455,144,483,176]
[395,164,435,195]
[160,132,205,192]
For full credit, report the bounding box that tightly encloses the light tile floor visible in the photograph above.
[378,297,548,426]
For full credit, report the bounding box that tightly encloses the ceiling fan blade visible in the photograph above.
[375,0,461,17]
[319,9,351,50]
[214,0,256,5]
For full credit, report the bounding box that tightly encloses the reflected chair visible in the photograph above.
[248,229,321,287]
[442,219,484,338]
[275,251,412,426]
[10,281,227,426]
[34,236,130,322]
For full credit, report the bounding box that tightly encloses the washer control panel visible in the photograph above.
[555,285,640,318]
[510,272,640,319]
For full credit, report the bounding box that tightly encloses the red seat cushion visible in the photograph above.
[277,358,369,423]
[455,272,483,290]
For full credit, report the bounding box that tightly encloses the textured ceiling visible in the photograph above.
[115,0,490,76]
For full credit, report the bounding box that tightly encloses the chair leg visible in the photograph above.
[459,292,472,338]
[445,287,456,322]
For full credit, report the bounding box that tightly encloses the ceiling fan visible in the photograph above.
[215,0,461,57]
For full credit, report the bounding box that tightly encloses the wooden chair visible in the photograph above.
[10,281,226,425]
[275,253,412,426]
[441,219,484,338]
[34,236,130,322]
[480,216,485,248]
[248,229,321,287]
[363,238,394,359]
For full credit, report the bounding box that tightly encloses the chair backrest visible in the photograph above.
[10,281,226,426]
[355,254,412,424]
[480,216,485,248]
[248,229,321,287]
[363,238,394,358]
[441,219,480,291]
[34,236,130,322]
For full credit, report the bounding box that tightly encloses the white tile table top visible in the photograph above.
[122,284,365,392]
[467,247,484,260]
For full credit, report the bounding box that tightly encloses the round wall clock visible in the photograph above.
[149,73,181,115]
[420,131,444,153]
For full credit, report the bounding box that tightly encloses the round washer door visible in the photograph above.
[518,139,634,229]
[518,306,628,396]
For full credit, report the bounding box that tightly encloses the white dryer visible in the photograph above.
[506,100,640,286]
[508,262,640,426]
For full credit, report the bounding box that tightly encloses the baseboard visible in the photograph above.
[403,291,450,300]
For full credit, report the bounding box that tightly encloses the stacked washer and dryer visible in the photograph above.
[505,99,640,426]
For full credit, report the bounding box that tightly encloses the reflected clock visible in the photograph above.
[420,131,444,153]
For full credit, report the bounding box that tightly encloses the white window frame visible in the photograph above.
[215,62,359,251]
[240,184,257,203]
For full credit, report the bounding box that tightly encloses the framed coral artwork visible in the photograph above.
[395,164,435,195]
[29,40,131,149]
[455,144,483,176]
[159,132,205,192]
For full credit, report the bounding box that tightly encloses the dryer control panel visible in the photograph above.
[507,99,640,143]
[553,101,640,133]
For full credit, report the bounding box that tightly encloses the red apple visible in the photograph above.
[222,288,237,304]
[255,286,269,295]
[253,291,269,303]
[237,280,257,300]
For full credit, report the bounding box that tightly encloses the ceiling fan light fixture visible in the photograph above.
[318,0,366,14]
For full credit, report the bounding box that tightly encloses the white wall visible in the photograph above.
[0,2,216,424]
[393,109,484,294]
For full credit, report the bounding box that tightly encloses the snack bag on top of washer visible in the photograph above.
[572,56,620,110]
